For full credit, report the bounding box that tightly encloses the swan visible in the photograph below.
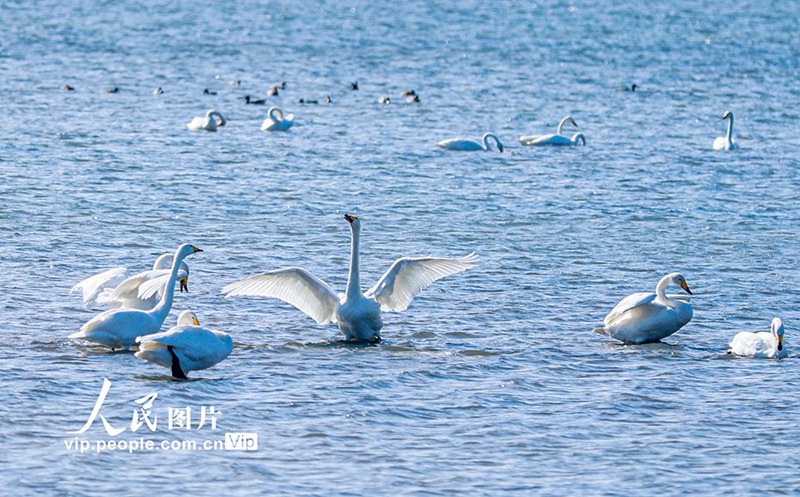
[713,111,738,150]
[222,214,478,342]
[593,272,694,344]
[728,318,787,359]
[519,115,578,145]
[186,110,227,131]
[261,107,294,131]
[436,133,504,152]
[72,254,190,310]
[135,310,233,378]
[521,132,586,147]
[69,244,202,350]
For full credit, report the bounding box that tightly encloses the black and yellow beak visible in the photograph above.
[192,316,200,326]
[680,280,693,295]
[180,277,189,293]
[777,334,784,351]
[190,245,203,253]
[344,214,357,223]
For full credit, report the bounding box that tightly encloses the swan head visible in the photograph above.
[176,243,203,261]
[666,272,692,295]
[344,213,360,228]
[569,117,578,127]
[177,310,200,326]
[771,318,785,351]
[572,133,586,146]
[722,111,733,120]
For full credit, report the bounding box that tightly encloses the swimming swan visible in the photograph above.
[713,111,738,150]
[436,133,504,152]
[69,244,202,350]
[187,110,226,131]
[521,132,586,146]
[519,115,578,145]
[135,310,233,378]
[222,214,478,342]
[261,107,294,131]
[728,318,787,358]
[593,272,694,344]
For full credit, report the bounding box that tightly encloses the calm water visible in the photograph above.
[2,0,800,495]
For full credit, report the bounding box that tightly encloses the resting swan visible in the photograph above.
[261,107,294,131]
[713,111,738,150]
[593,272,694,344]
[187,110,226,131]
[519,115,578,145]
[728,318,787,359]
[222,214,478,342]
[69,244,202,350]
[436,133,504,152]
[136,310,233,378]
[522,132,586,146]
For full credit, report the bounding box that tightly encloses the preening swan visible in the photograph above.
[222,214,478,342]
[713,111,738,150]
[519,115,578,145]
[187,109,226,131]
[71,254,190,310]
[69,244,202,350]
[261,107,294,131]
[521,132,586,146]
[593,272,694,344]
[436,133,504,152]
[135,310,233,379]
[728,318,787,359]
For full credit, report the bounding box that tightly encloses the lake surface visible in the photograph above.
[2,0,799,495]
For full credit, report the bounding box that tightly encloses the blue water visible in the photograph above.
[2,0,800,495]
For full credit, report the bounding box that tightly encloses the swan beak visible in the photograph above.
[190,245,203,253]
[777,335,783,351]
[498,145,505,152]
[344,214,357,223]
[180,278,189,293]
[192,316,200,326]
[571,119,578,127]
[680,280,693,295]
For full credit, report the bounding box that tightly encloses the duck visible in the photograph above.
[261,107,294,131]
[186,109,227,131]
[135,310,233,379]
[153,87,164,94]
[436,132,504,152]
[519,115,578,145]
[243,95,266,105]
[69,244,202,350]
[713,111,739,150]
[64,85,75,91]
[351,81,359,90]
[203,88,217,95]
[222,214,477,342]
[406,94,420,103]
[102,87,119,94]
[298,98,318,104]
[401,89,416,97]
[728,318,787,358]
[323,96,332,103]
[229,80,241,86]
[593,272,694,344]
[617,84,638,92]
[378,96,391,104]
[268,86,280,96]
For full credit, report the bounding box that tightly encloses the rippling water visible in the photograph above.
[2,0,800,495]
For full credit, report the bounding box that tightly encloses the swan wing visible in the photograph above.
[604,292,656,324]
[71,267,129,307]
[366,253,478,312]
[133,268,190,300]
[221,268,339,325]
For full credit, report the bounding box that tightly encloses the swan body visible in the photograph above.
[71,254,190,310]
[728,318,787,358]
[437,133,504,152]
[187,109,226,131]
[519,115,578,145]
[521,132,586,146]
[222,214,478,341]
[261,107,294,131]
[135,310,233,378]
[69,244,202,350]
[713,111,738,150]
[593,273,694,344]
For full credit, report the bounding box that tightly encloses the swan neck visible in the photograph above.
[150,251,184,321]
[557,116,568,135]
[346,224,362,298]
[654,277,677,307]
[726,114,734,141]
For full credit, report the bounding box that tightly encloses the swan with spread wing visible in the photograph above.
[222,214,478,342]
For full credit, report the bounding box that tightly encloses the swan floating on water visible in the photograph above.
[522,132,586,146]
[135,310,233,379]
[261,107,294,131]
[437,133,504,152]
[222,214,478,342]
[187,110,227,131]
[69,244,202,350]
[728,318,787,358]
[519,115,578,145]
[593,272,694,344]
[713,111,738,150]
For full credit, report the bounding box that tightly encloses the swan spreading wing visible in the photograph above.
[130,268,190,300]
[366,253,479,312]
[221,267,340,324]
[71,267,129,306]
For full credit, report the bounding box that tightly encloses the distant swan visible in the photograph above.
[713,111,738,150]
[728,318,787,359]
[593,272,694,344]
[69,244,202,350]
[222,214,478,342]
[522,132,586,146]
[136,310,233,378]
[261,107,294,131]
[437,133,504,152]
[187,110,226,131]
[519,115,578,145]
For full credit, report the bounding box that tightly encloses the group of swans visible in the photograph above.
[186,107,293,133]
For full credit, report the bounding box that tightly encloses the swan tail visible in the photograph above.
[592,327,610,337]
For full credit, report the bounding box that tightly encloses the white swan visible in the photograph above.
[521,132,586,147]
[519,115,578,145]
[436,133,504,152]
[187,109,226,131]
[728,318,787,359]
[71,254,190,310]
[593,273,694,344]
[69,244,202,350]
[261,107,294,131]
[222,214,478,342]
[135,310,233,378]
[713,111,738,150]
